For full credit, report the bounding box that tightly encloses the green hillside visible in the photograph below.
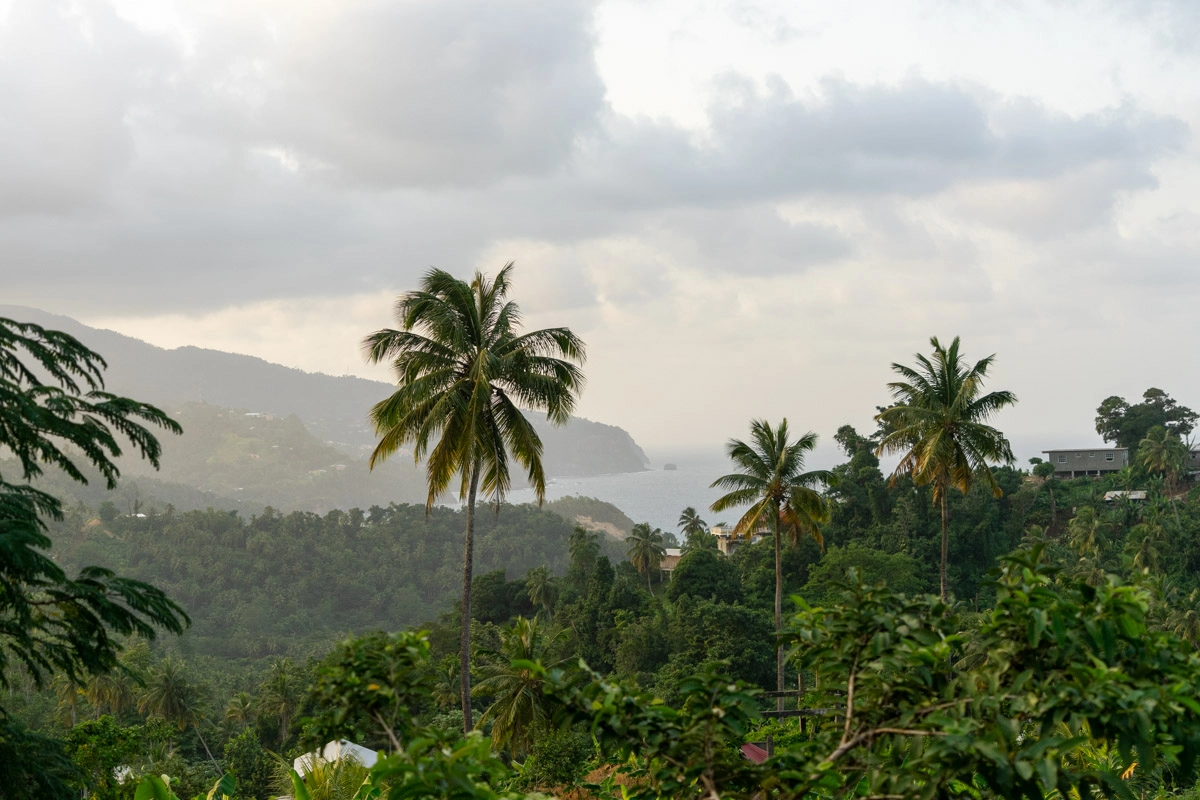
[50,502,628,662]
[118,403,428,513]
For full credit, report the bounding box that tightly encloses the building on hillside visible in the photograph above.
[661,548,682,578]
[1041,447,1128,478]
[1104,490,1147,502]
[293,739,378,778]
[709,526,762,556]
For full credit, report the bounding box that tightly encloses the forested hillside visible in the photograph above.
[45,501,629,661]
[0,306,651,476]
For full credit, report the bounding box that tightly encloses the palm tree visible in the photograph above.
[876,336,1017,602]
[225,691,255,727]
[85,670,137,718]
[525,565,558,616]
[626,523,666,595]
[138,657,218,766]
[1139,425,1187,526]
[678,507,713,553]
[472,616,568,755]
[710,419,830,709]
[138,657,201,731]
[677,507,707,538]
[363,263,586,733]
[259,658,300,748]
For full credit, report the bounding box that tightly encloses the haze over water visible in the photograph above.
[507,453,735,534]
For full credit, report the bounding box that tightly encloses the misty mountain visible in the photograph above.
[2,305,650,479]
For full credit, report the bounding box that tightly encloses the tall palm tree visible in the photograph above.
[1139,425,1187,526]
[138,657,218,766]
[472,616,568,755]
[259,657,300,748]
[225,691,256,727]
[710,419,830,709]
[138,657,201,731]
[363,263,585,733]
[626,523,666,595]
[85,670,137,718]
[876,336,1017,602]
[525,565,558,616]
[677,507,707,538]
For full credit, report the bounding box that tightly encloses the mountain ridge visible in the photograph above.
[1,305,650,479]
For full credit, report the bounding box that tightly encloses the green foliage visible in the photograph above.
[133,773,235,800]
[223,729,274,800]
[0,711,80,800]
[0,315,187,698]
[1096,388,1198,449]
[799,543,925,604]
[306,630,436,749]
[776,546,1200,799]
[473,617,569,754]
[557,661,764,799]
[515,726,593,790]
[665,547,742,604]
[65,715,144,800]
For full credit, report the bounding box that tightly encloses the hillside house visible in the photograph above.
[661,548,682,577]
[1041,447,1128,478]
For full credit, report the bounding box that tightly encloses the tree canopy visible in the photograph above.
[1096,388,1198,450]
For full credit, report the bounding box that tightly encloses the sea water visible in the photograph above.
[505,455,733,533]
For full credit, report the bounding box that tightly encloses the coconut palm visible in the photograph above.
[472,616,568,754]
[710,418,831,708]
[525,565,558,616]
[259,658,300,748]
[1139,425,1188,525]
[363,263,585,732]
[138,657,201,731]
[138,657,218,766]
[626,523,666,595]
[225,691,256,727]
[85,670,137,718]
[677,507,707,538]
[876,336,1017,602]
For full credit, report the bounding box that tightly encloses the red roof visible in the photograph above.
[741,743,769,764]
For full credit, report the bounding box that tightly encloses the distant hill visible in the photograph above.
[1,306,650,480]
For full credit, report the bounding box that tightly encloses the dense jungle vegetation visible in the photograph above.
[10,296,1200,800]
[13,416,1200,798]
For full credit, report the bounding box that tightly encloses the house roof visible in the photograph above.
[741,743,769,764]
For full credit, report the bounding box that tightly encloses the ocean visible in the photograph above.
[505,455,734,534]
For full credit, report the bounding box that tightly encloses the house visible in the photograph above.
[660,548,682,577]
[1041,447,1128,478]
[709,526,762,556]
[293,739,378,777]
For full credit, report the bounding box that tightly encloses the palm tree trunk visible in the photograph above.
[460,464,480,734]
[939,491,949,603]
[1048,483,1056,533]
[773,507,783,714]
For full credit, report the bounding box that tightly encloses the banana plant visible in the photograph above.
[134,772,236,800]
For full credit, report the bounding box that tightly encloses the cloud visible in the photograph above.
[255,0,606,188]
[0,0,172,214]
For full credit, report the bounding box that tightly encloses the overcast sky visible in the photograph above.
[3,0,1199,460]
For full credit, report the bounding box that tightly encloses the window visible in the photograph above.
[1076,453,1082,459]
[1106,453,1114,462]
[1090,452,1095,458]
[1058,455,1067,463]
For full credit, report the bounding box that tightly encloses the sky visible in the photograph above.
[2,0,1199,461]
